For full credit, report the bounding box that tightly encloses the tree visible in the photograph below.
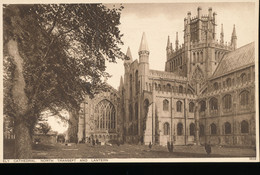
[35,122,52,135]
[3,4,125,158]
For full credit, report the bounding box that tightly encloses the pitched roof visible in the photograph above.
[212,42,255,78]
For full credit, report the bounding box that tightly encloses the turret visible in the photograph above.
[208,7,212,19]
[175,32,179,50]
[166,35,172,57]
[119,76,124,92]
[197,7,202,42]
[213,12,217,39]
[138,32,150,92]
[231,24,237,50]
[220,24,224,44]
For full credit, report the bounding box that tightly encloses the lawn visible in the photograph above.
[4,140,256,159]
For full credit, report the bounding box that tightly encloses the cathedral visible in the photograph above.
[75,7,256,146]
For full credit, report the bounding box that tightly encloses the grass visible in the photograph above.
[4,140,256,159]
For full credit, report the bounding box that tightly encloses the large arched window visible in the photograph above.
[209,97,218,110]
[177,123,183,135]
[224,122,231,134]
[199,125,205,136]
[179,85,183,93]
[176,101,182,112]
[223,94,232,109]
[210,123,217,135]
[240,73,247,83]
[199,100,206,112]
[189,102,195,112]
[95,100,116,131]
[163,122,170,135]
[226,78,232,87]
[241,120,249,133]
[240,90,249,106]
[135,103,138,120]
[163,99,169,111]
[190,123,195,136]
[135,70,139,94]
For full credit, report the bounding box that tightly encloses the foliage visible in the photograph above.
[34,122,52,135]
[3,4,125,125]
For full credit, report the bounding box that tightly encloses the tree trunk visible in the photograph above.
[14,119,32,159]
[7,39,32,158]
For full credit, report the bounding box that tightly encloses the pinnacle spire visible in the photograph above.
[139,32,149,52]
[125,46,133,62]
[232,24,237,37]
[220,23,224,44]
[120,76,123,86]
[175,32,179,50]
[167,35,171,48]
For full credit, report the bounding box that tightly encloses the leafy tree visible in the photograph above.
[3,4,124,158]
[35,122,52,135]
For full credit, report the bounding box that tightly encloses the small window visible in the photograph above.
[224,122,231,134]
[163,99,169,111]
[240,73,247,83]
[199,100,206,112]
[179,85,183,93]
[177,123,183,135]
[213,82,219,90]
[241,120,249,133]
[176,101,182,112]
[190,123,195,136]
[189,102,195,112]
[210,123,217,135]
[226,78,232,87]
[163,122,170,135]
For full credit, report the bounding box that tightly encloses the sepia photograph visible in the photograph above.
[1,0,259,162]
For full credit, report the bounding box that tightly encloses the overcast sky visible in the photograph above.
[105,2,256,89]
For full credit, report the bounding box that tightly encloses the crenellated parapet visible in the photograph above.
[149,69,188,81]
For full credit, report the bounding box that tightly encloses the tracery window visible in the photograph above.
[223,94,232,109]
[163,122,170,135]
[177,123,183,135]
[224,122,231,134]
[209,97,218,110]
[95,100,116,131]
[163,99,169,111]
[240,90,249,106]
[176,101,182,112]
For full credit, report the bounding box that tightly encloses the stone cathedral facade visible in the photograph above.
[75,7,256,146]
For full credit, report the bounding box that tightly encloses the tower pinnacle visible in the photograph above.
[175,32,179,50]
[167,35,171,48]
[231,24,237,50]
[220,23,224,44]
[139,32,149,53]
[125,46,133,62]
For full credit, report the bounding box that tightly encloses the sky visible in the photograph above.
[46,2,257,133]
[105,2,257,89]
